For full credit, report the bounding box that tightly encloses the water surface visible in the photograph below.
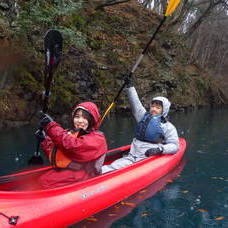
[0,107,228,227]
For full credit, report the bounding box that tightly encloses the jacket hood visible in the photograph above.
[152,96,171,117]
[72,102,100,129]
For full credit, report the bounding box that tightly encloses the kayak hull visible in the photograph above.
[0,138,186,228]
[78,158,186,227]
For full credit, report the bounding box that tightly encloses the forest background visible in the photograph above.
[0,0,228,129]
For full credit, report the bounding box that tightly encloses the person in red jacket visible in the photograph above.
[37,102,108,189]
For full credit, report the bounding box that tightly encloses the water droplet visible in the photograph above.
[195,198,201,204]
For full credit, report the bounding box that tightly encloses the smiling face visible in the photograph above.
[73,109,89,130]
[150,102,163,116]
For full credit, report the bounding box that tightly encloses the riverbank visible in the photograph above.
[0,1,227,130]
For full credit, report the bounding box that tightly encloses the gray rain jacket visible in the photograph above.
[102,86,179,173]
[127,86,179,159]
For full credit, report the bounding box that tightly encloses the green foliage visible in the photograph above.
[57,27,86,48]
[50,73,76,111]
[54,0,83,16]
[16,0,86,47]
[71,14,86,30]
[18,70,42,93]
[106,51,120,64]
[0,91,10,115]
[96,70,113,95]
[196,77,210,94]
[87,38,102,50]
[52,87,74,111]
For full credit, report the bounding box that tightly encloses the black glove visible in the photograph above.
[145,147,163,157]
[123,73,133,88]
[35,129,46,142]
[37,111,54,127]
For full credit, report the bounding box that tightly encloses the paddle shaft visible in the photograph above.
[114,17,166,103]
[105,0,181,108]
[131,16,166,74]
[34,67,53,157]
[43,67,53,113]
[101,17,167,123]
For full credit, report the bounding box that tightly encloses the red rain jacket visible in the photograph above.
[39,102,108,189]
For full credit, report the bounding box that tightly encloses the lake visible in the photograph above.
[0,106,228,227]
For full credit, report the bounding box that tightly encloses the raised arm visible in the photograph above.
[125,86,146,122]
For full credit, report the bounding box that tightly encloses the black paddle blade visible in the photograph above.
[44,29,63,70]
[43,29,63,112]
[28,155,44,165]
[28,131,44,165]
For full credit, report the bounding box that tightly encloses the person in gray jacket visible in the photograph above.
[102,79,179,174]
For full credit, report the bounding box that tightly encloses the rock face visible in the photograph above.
[0,0,18,27]
[0,1,227,130]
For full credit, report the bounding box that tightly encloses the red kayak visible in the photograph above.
[0,138,186,228]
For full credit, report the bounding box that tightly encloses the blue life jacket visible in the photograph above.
[135,113,164,143]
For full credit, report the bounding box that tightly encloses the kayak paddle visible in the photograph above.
[28,29,63,165]
[100,0,181,123]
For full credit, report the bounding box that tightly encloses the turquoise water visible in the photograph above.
[78,107,228,228]
[0,107,228,227]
